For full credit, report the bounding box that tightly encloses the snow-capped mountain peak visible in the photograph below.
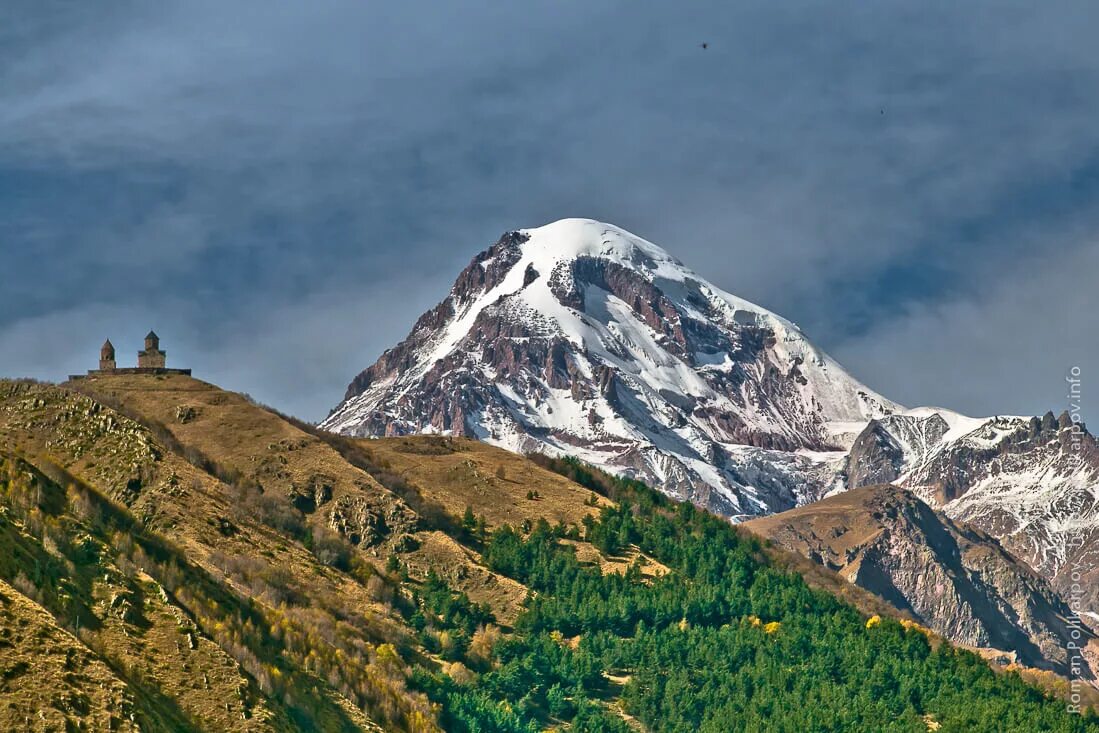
[325,219,897,517]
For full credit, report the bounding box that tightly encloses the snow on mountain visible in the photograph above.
[324,218,896,517]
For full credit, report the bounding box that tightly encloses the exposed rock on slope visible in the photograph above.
[0,377,428,732]
[744,485,1099,678]
[67,374,419,552]
[0,578,145,733]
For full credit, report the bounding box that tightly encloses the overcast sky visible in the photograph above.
[2,1,1096,422]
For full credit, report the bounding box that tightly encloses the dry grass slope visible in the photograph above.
[0,375,656,730]
[363,435,612,531]
[0,379,413,731]
[0,578,142,733]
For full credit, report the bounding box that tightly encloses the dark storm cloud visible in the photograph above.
[1,0,1096,420]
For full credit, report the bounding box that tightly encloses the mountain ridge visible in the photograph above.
[844,406,1099,616]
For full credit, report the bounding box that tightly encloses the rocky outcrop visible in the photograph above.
[326,490,416,548]
[288,473,334,513]
[744,485,1099,679]
[845,420,906,488]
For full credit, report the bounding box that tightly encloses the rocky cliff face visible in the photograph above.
[843,409,1099,619]
[324,219,894,518]
[744,485,1099,678]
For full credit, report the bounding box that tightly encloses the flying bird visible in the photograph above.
[700,42,708,49]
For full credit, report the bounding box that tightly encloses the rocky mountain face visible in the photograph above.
[744,485,1099,678]
[844,408,1099,620]
[325,217,1099,623]
[324,218,895,518]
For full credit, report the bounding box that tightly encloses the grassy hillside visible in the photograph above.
[0,374,1094,732]
[0,575,146,732]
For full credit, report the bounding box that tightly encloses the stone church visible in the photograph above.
[72,331,191,379]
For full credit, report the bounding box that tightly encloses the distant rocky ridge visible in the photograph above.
[843,408,1099,622]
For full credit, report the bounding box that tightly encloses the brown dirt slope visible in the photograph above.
[65,375,539,625]
[67,374,417,553]
[0,379,411,731]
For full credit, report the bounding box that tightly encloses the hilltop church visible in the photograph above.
[71,331,191,379]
